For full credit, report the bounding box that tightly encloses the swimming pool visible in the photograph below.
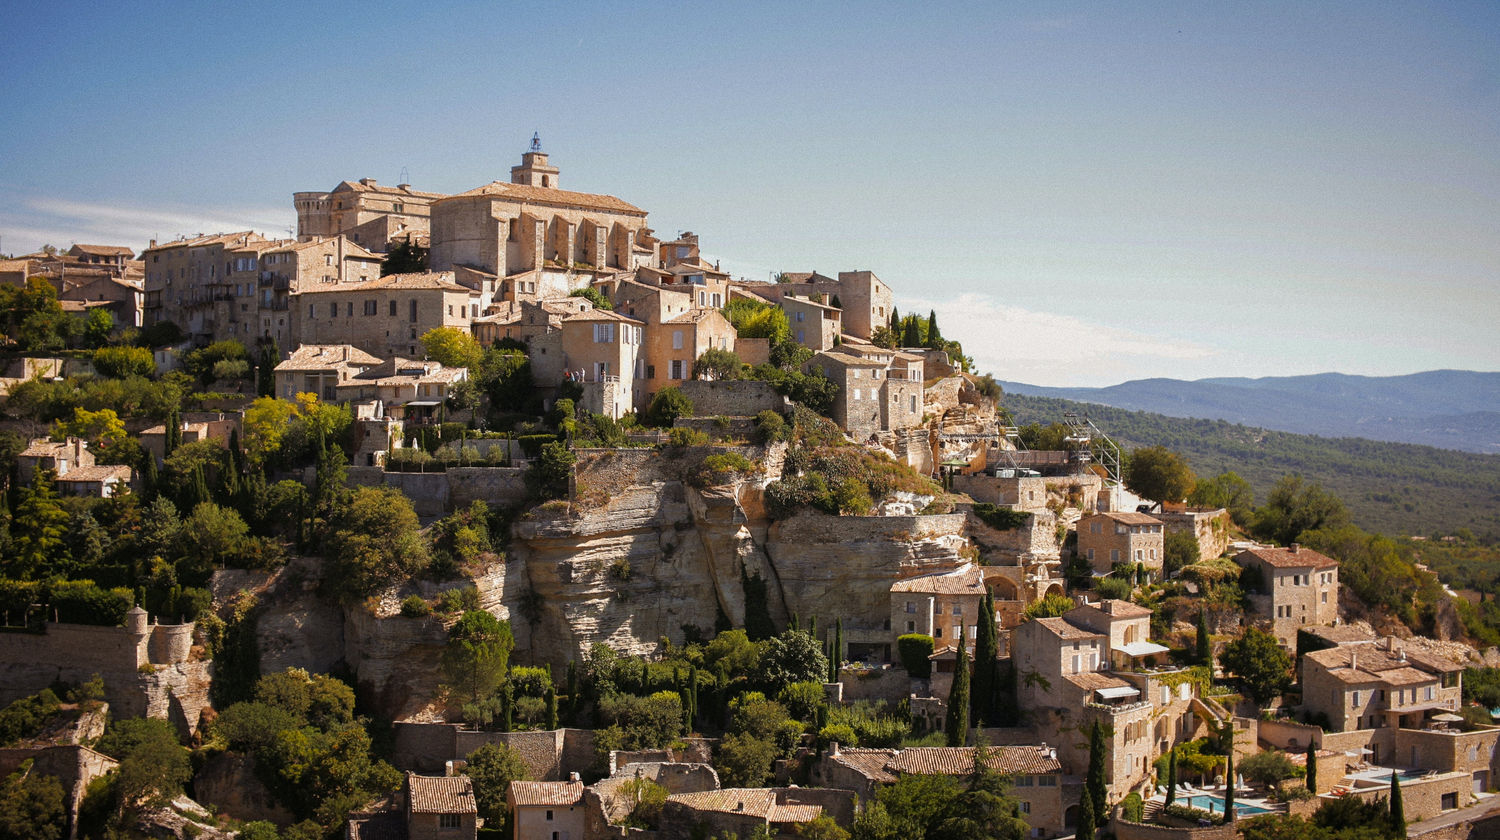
[1182,794,1272,816]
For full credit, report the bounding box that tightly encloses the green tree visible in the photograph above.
[924,310,942,348]
[1240,750,1304,787]
[693,347,743,381]
[971,592,999,726]
[644,386,694,427]
[442,611,515,706]
[567,287,613,310]
[1166,747,1177,806]
[755,630,828,690]
[928,746,1030,840]
[1223,724,1235,819]
[1188,471,1255,525]
[7,470,68,579]
[1220,627,1294,704]
[871,774,962,839]
[92,345,156,378]
[0,768,66,840]
[715,731,777,787]
[177,502,250,582]
[99,717,190,812]
[1022,592,1075,620]
[380,239,428,275]
[945,643,969,747]
[463,742,529,833]
[1389,772,1404,833]
[1196,608,1213,666]
[1251,475,1350,546]
[323,485,430,598]
[1124,445,1196,504]
[257,343,279,397]
[1084,720,1107,825]
[525,441,575,501]
[1165,530,1201,575]
[897,634,934,678]
[82,307,114,348]
[1306,744,1317,794]
[420,326,482,369]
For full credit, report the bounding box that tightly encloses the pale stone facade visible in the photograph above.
[558,309,646,418]
[429,144,650,285]
[810,344,925,440]
[1156,505,1232,560]
[294,178,444,252]
[780,294,841,350]
[291,271,480,359]
[1234,544,1339,646]
[889,563,990,652]
[1300,637,1463,734]
[273,344,383,401]
[1078,512,1166,576]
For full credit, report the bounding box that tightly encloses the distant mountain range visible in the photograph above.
[997,370,1500,454]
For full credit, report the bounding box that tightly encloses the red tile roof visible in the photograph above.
[884,746,1061,777]
[406,774,477,813]
[444,180,646,215]
[1237,545,1338,570]
[507,780,584,807]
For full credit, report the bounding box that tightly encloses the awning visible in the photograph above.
[1119,641,1170,657]
[1095,686,1140,700]
[402,400,442,407]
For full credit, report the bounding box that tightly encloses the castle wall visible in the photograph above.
[676,380,788,417]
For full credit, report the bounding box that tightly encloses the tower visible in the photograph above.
[511,132,560,189]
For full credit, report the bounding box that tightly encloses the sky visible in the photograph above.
[1,1,1496,387]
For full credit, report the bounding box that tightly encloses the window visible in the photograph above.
[906,621,915,632]
[1015,775,1034,787]
[595,323,615,343]
[410,299,418,322]
[646,365,656,379]
[390,300,397,316]
[1110,549,1120,563]
[347,302,353,317]
[1426,685,1435,700]
[364,300,377,315]
[670,360,684,380]
[545,810,554,821]
[439,814,461,829]
[672,330,683,349]
[796,310,805,322]
[325,255,334,266]
[905,601,916,614]
[952,604,962,616]
[329,303,338,318]
[1039,775,1057,786]
[1086,548,1095,561]
[1352,691,1361,706]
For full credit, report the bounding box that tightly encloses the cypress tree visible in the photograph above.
[688,664,699,729]
[566,659,579,724]
[807,614,817,639]
[501,682,514,732]
[1197,608,1213,666]
[902,315,922,349]
[889,307,900,332]
[257,343,278,397]
[944,643,970,747]
[1084,720,1108,824]
[545,685,559,730]
[1166,747,1177,806]
[834,618,843,672]
[1223,722,1235,820]
[1077,789,1098,839]
[830,294,842,310]
[972,592,999,726]
[140,455,159,502]
[925,309,941,346]
[789,613,799,632]
[1390,772,1404,832]
[1306,744,1317,794]
[165,407,181,458]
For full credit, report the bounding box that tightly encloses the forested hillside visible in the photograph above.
[1002,393,1500,541]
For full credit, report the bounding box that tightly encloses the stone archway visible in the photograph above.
[1064,805,1080,828]
[1044,582,1065,599]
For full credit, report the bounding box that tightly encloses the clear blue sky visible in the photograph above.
[2,1,1496,386]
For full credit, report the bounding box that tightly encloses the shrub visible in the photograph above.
[436,587,481,614]
[399,595,431,617]
[1122,792,1144,822]
[645,387,693,428]
[818,723,859,749]
[92,346,156,379]
[1095,577,1134,600]
[752,410,788,444]
[972,503,1030,531]
[692,452,755,487]
[667,427,709,448]
[1163,803,1222,825]
[897,634,934,678]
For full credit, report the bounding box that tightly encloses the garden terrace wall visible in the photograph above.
[677,379,789,417]
[392,722,596,781]
[1112,809,1236,840]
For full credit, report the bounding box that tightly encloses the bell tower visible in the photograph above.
[511,132,560,189]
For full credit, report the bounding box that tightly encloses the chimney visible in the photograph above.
[568,771,580,782]
[829,742,841,757]
[1350,652,1358,672]
[1290,543,1300,554]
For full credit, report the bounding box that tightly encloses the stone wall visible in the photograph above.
[345,465,529,516]
[392,723,596,781]
[1111,812,1237,840]
[837,667,910,704]
[677,380,788,417]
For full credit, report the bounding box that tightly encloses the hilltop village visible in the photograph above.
[0,141,1497,840]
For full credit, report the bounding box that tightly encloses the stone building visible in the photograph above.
[507,779,585,840]
[810,343,925,440]
[291,271,481,359]
[142,231,380,347]
[658,787,853,840]
[140,413,238,466]
[473,297,594,347]
[889,563,989,652]
[405,774,478,840]
[17,437,132,497]
[1077,512,1165,576]
[889,747,1067,837]
[1156,504,1232,561]
[558,309,646,418]
[334,358,468,424]
[273,344,383,401]
[1234,544,1339,646]
[428,141,651,291]
[1300,637,1463,735]
[294,178,445,252]
[780,294,841,350]
[752,270,893,341]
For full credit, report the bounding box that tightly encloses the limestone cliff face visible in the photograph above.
[509,473,971,670]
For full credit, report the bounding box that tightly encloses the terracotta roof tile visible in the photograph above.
[56,465,131,483]
[1088,512,1163,526]
[70,244,135,257]
[884,746,1061,777]
[406,774,477,813]
[275,344,383,370]
[829,749,899,783]
[891,564,987,595]
[668,788,776,817]
[1237,545,1338,570]
[1029,617,1105,641]
[294,271,472,294]
[443,180,646,215]
[1063,672,1135,693]
[563,309,644,325]
[507,780,584,807]
[1092,599,1153,618]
